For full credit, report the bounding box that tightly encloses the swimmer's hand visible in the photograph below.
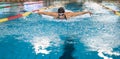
[88,12,92,16]
[83,10,92,16]
[112,10,116,14]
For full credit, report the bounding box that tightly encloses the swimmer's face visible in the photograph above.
[58,7,65,13]
[59,15,65,19]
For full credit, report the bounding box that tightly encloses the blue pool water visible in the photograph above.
[0,2,120,59]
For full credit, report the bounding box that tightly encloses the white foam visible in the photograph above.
[102,2,120,11]
[30,36,62,54]
[83,2,110,14]
[30,37,51,54]
[81,33,120,59]
[83,2,119,23]
[39,50,51,54]
[92,15,119,23]
[98,50,112,59]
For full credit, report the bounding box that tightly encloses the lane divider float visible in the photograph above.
[100,4,120,16]
[0,12,32,23]
[0,5,55,23]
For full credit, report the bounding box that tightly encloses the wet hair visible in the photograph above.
[58,7,65,13]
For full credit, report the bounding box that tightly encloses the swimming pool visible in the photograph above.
[0,2,120,59]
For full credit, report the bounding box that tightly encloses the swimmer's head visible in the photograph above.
[58,7,65,13]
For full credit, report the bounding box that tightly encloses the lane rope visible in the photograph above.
[100,4,120,16]
[0,5,55,23]
[0,12,32,23]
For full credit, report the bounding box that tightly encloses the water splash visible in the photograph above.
[81,33,120,59]
[83,2,110,14]
[102,2,120,11]
[83,2,119,23]
[81,2,120,59]
[30,37,51,54]
[30,35,62,54]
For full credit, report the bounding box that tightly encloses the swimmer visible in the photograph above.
[38,7,92,20]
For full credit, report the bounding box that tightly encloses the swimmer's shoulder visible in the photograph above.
[65,12,73,14]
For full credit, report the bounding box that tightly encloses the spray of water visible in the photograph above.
[81,33,120,59]
[81,2,120,59]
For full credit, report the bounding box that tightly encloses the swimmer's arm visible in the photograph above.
[38,12,57,16]
[70,12,91,17]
